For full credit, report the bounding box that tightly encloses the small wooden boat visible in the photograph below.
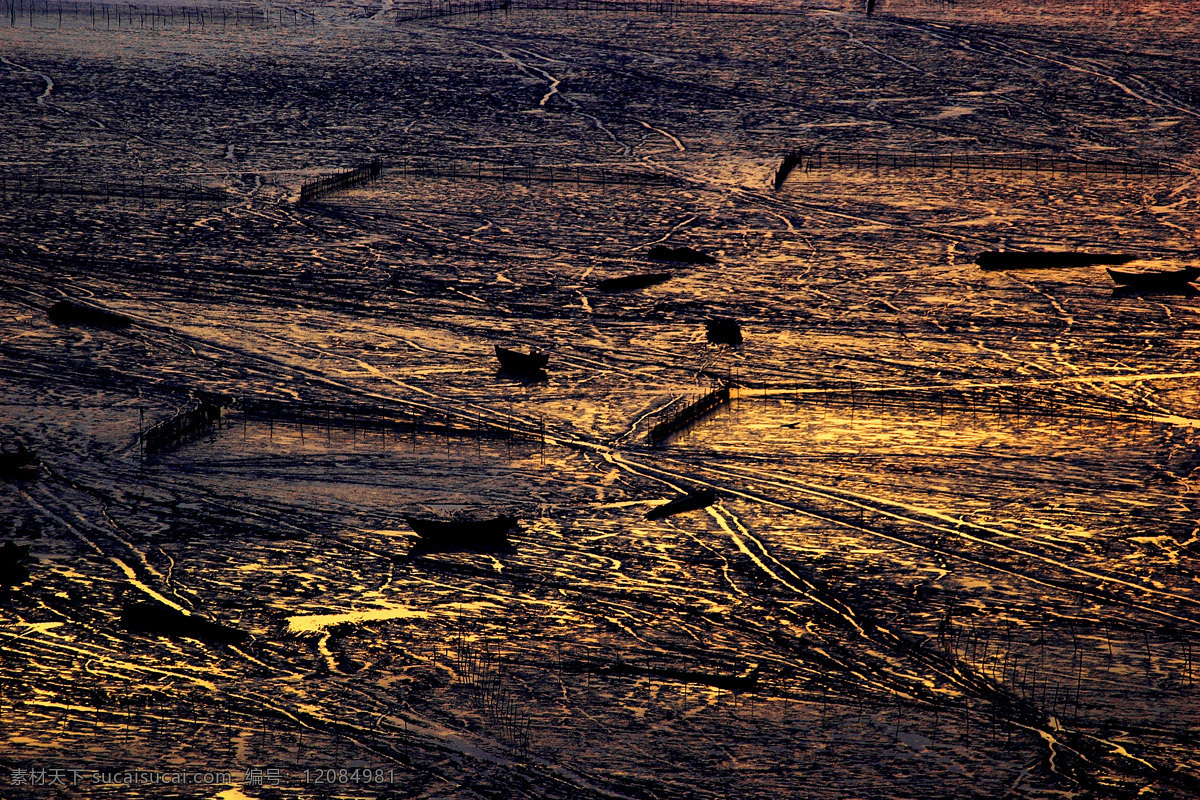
[597,272,673,292]
[494,345,549,374]
[0,541,33,587]
[0,446,38,477]
[706,318,743,345]
[645,488,717,520]
[404,514,518,552]
[976,251,1135,270]
[647,245,716,265]
[47,299,133,327]
[1106,266,1200,289]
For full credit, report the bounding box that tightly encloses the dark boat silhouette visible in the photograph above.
[597,272,673,292]
[976,251,1135,270]
[0,540,33,588]
[1106,266,1200,289]
[645,488,717,520]
[47,299,133,327]
[647,245,716,265]
[404,514,518,552]
[494,345,549,374]
[706,318,743,345]
[0,446,39,477]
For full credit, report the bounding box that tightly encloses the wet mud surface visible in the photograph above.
[1,0,1199,797]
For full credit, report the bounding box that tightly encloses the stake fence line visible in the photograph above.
[737,380,1172,425]
[0,173,229,202]
[5,0,317,29]
[395,0,825,21]
[295,157,679,200]
[236,396,540,443]
[134,392,544,459]
[391,157,680,187]
[648,383,731,444]
[298,160,384,205]
[776,148,1185,183]
[142,400,222,456]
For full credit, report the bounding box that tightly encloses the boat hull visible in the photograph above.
[1106,266,1200,288]
[647,245,716,265]
[404,514,518,552]
[47,299,133,327]
[706,318,743,345]
[645,489,717,520]
[494,345,549,373]
[0,449,38,477]
[976,251,1135,270]
[597,272,673,292]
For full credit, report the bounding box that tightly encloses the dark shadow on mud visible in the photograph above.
[122,601,250,643]
[495,367,548,384]
[1111,284,1200,298]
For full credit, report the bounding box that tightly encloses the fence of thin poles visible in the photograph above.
[5,0,316,29]
[773,147,1184,188]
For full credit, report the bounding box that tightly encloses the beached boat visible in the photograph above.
[645,488,717,520]
[0,446,38,476]
[47,299,133,327]
[706,318,743,345]
[597,272,673,292]
[494,345,549,374]
[976,251,1135,270]
[0,541,33,587]
[404,514,518,552]
[1106,266,1200,289]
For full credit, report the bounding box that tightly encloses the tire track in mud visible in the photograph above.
[447,19,1161,158]
[468,38,633,157]
[20,261,1194,628]
[891,16,1200,124]
[585,455,1137,786]
[11,18,1197,797]
[10,297,1191,795]
[19,476,197,614]
[0,55,107,130]
[587,450,1189,793]
[635,451,1200,629]
[866,16,1200,199]
[5,546,638,798]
